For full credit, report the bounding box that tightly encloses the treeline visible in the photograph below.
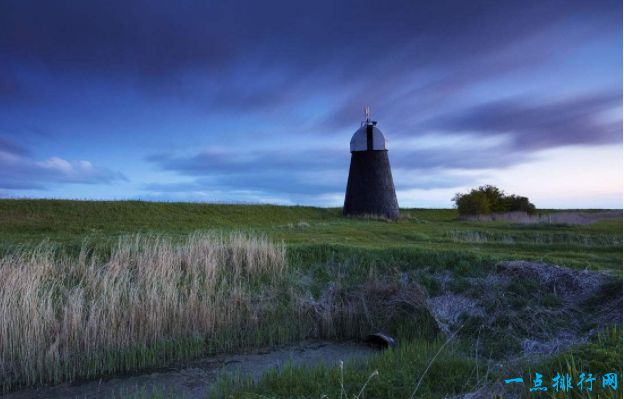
[452,185,536,216]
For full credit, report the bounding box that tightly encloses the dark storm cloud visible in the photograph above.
[1,0,619,110]
[6,1,614,68]
[0,137,126,190]
[429,92,622,150]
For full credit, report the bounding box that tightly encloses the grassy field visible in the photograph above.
[0,199,621,398]
[0,199,621,271]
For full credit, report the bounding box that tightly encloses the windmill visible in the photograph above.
[343,107,400,219]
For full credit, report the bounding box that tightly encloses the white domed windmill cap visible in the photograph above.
[350,106,388,152]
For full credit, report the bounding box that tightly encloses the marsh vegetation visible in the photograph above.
[0,200,621,398]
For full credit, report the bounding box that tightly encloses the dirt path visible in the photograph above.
[3,341,375,399]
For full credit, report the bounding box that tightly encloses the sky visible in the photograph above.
[0,0,622,208]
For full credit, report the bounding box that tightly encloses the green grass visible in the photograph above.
[214,338,482,399]
[521,327,623,399]
[0,199,621,398]
[0,200,621,272]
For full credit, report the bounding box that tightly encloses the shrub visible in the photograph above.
[452,191,490,215]
[501,194,537,214]
[452,185,536,216]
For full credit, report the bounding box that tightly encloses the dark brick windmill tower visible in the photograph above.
[343,108,400,219]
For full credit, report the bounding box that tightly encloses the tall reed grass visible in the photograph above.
[0,233,293,391]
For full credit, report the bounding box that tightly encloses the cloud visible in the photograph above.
[1,0,619,111]
[144,152,346,198]
[147,148,345,175]
[144,130,528,201]
[428,92,622,151]
[0,137,29,157]
[0,0,620,207]
[0,137,126,190]
[145,86,620,200]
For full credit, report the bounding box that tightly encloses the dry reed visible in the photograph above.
[0,232,288,391]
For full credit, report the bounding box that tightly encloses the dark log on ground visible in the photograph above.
[364,333,396,349]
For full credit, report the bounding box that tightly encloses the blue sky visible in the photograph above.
[0,0,621,208]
